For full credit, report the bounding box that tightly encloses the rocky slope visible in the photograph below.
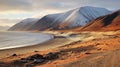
[9,6,111,31]
[80,10,120,31]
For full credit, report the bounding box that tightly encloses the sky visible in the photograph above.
[0,0,120,27]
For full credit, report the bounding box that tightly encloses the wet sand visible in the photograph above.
[0,38,72,58]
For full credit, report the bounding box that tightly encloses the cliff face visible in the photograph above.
[8,6,111,31]
[81,10,120,31]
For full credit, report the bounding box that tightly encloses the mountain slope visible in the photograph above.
[80,10,120,31]
[9,6,111,31]
[58,6,111,29]
[28,13,62,31]
[8,18,39,31]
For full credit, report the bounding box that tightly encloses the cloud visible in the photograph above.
[0,0,120,12]
[0,19,21,26]
[0,0,120,26]
[31,0,81,10]
[31,0,120,11]
[0,26,10,31]
[0,0,33,11]
[0,13,33,19]
[78,0,120,10]
[32,9,67,18]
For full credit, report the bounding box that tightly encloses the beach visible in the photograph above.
[0,37,72,58]
[0,31,77,58]
[0,31,120,67]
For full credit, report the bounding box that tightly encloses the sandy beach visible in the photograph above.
[0,31,120,67]
[0,37,72,58]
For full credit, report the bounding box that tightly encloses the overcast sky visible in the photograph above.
[0,0,120,27]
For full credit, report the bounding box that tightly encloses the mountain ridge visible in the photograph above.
[8,6,111,31]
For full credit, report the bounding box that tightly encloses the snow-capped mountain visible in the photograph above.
[9,6,111,31]
[57,6,111,29]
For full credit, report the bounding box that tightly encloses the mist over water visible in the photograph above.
[0,31,53,50]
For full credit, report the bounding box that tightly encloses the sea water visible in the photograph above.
[0,31,53,50]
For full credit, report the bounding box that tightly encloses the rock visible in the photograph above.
[0,62,5,64]
[34,51,39,52]
[0,62,5,66]
[24,63,33,67]
[95,43,101,46]
[13,60,22,64]
[45,52,59,60]
[60,32,64,34]
[97,48,102,50]
[12,54,17,56]
[20,60,28,63]
[54,36,66,38]
[33,59,45,64]
[69,34,78,37]
[26,54,44,61]
[21,58,26,60]
[12,60,24,66]
[20,58,28,63]
[85,52,92,54]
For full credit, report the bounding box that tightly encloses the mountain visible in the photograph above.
[9,6,111,31]
[8,18,39,31]
[28,13,62,31]
[57,6,111,29]
[80,10,120,31]
[29,6,111,31]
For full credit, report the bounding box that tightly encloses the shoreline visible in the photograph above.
[0,37,72,58]
[0,31,54,50]
[0,38,52,50]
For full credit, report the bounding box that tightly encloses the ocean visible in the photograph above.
[0,31,53,50]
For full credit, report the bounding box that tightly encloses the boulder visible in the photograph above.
[26,54,44,61]
[45,52,59,60]
[33,59,45,64]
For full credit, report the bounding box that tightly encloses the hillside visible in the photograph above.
[80,10,120,31]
